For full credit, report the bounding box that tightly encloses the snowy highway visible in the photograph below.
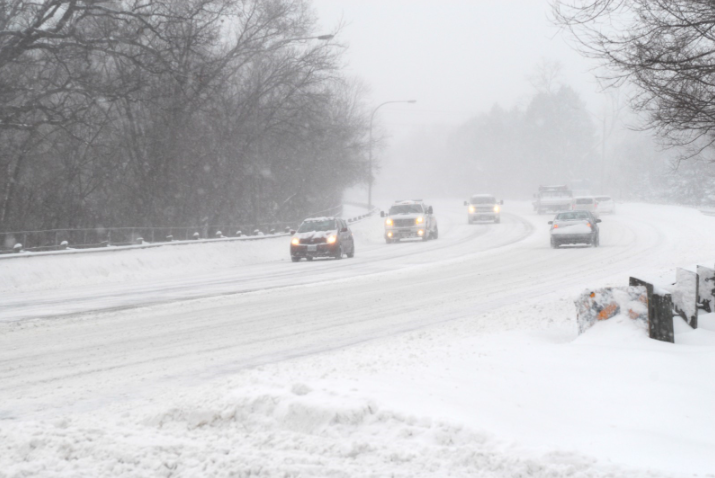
[0,199,687,322]
[0,202,533,322]
[1,200,714,477]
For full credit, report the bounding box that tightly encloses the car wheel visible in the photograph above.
[592,234,600,247]
[385,237,393,244]
[334,245,343,259]
[422,232,430,241]
[347,244,355,258]
[433,227,439,239]
[550,237,559,249]
[291,256,300,262]
[494,217,500,224]
[306,256,314,261]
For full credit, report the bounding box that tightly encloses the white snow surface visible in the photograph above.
[1,201,714,477]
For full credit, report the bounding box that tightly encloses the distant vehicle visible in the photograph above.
[380,200,438,243]
[571,196,598,216]
[464,194,503,223]
[548,210,601,248]
[595,196,615,214]
[290,217,355,261]
[533,185,572,214]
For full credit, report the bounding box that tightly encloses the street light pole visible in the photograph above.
[368,100,416,209]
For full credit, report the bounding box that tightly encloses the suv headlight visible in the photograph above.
[469,205,475,213]
[385,218,393,226]
[327,235,337,244]
[291,237,300,245]
[416,216,424,224]
[494,205,500,213]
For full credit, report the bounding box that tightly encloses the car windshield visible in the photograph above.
[470,196,495,204]
[389,204,424,215]
[595,196,611,202]
[297,219,336,233]
[556,212,591,221]
[575,198,593,204]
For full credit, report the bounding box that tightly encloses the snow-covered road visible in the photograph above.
[0,202,533,321]
[1,201,713,477]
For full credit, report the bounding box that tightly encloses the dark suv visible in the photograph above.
[290,217,355,261]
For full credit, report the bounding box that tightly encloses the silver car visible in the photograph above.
[549,210,601,248]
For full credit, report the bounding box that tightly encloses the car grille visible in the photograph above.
[393,218,415,227]
[299,237,327,244]
[474,207,494,212]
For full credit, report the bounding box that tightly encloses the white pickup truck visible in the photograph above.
[380,200,439,243]
[533,185,573,214]
[464,194,502,223]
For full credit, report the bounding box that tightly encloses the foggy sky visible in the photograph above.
[312,0,604,134]
[312,0,610,200]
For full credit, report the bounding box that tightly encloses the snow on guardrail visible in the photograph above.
[0,206,380,261]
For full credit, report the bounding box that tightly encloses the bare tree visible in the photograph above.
[553,0,715,160]
[0,0,370,233]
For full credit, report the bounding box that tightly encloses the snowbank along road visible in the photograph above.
[1,200,713,477]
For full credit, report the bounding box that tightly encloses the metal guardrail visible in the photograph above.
[0,204,378,258]
[0,223,296,255]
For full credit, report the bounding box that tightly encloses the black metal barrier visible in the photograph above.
[629,277,675,343]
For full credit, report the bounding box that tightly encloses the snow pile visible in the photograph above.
[575,286,648,334]
[0,238,286,293]
[2,296,712,477]
[0,382,669,478]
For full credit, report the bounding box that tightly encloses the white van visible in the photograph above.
[572,196,598,216]
[594,196,615,214]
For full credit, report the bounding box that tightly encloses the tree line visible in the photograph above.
[383,82,600,200]
[0,0,369,234]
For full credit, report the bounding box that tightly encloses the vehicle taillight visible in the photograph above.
[553,224,558,229]
[587,222,591,228]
